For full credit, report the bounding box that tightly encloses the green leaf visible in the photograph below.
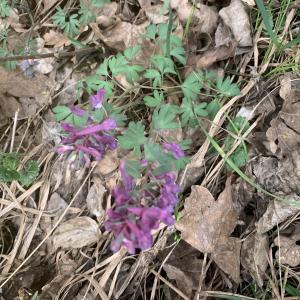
[124,46,141,61]
[207,100,221,120]
[53,106,71,121]
[103,103,127,126]
[194,103,208,117]
[151,55,176,75]
[285,284,300,297]
[181,71,202,101]
[79,1,96,25]
[91,0,110,7]
[96,58,109,76]
[216,77,240,98]
[52,7,67,28]
[92,108,105,123]
[64,14,80,37]
[0,0,10,18]
[174,156,190,170]
[170,46,186,65]
[108,54,128,76]
[72,113,89,127]
[144,90,163,107]
[152,104,180,130]
[144,69,162,87]
[125,160,142,178]
[145,24,157,40]
[144,142,176,175]
[118,122,146,158]
[126,64,144,83]
[0,48,17,70]
[52,8,79,37]
[180,98,197,127]
[19,161,39,187]
[84,76,114,97]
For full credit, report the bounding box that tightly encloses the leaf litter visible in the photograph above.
[1,0,300,299]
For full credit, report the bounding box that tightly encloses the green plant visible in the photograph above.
[52,7,80,37]
[0,153,39,187]
[0,0,10,17]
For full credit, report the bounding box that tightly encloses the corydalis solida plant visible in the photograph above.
[54,89,117,168]
[105,142,186,254]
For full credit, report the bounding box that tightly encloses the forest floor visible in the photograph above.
[0,0,300,299]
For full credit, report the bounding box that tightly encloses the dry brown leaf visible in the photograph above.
[52,217,100,250]
[86,178,106,218]
[266,76,300,155]
[274,226,300,267]
[99,21,149,52]
[195,42,237,69]
[219,0,252,47]
[241,233,268,287]
[176,179,238,253]
[0,66,50,100]
[171,0,218,35]
[256,196,300,234]
[44,30,71,48]
[93,149,119,176]
[211,237,241,283]
[161,241,203,298]
[145,5,169,24]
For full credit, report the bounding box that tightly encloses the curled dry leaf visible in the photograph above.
[52,216,100,250]
[266,76,300,155]
[44,30,71,48]
[219,0,252,47]
[274,225,300,267]
[176,179,240,282]
[241,233,269,287]
[170,0,218,35]
[145,5,169,24]
[211,237,241,283]
[86,177,106,218]
[256,195,300,234]
[93,149,119,176]
[162,241,203,297]
[96,20,149,52]
[195,42,237,69]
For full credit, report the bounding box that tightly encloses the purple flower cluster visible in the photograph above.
[55,89,117,168]
[105,144,183,254]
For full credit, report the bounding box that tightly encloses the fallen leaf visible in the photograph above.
[162,241,203,298]
[0,66,51,100]
[99,20,149,52]
[266,76,300,155]
[171,0,218,35]
[195,42,237,69]
[93,149,119,176]
[47,193,68,217]
[219,0,252,47]
[145,4,169,24]
[256,195,300,234]
[44,30,71,48]
[211,237,241,283]
[215,22,234,48]
[52,217,100,250]
[176,179,238,253]
[274,225,300,267]
[242,0,255,5]
[86,178,106,218]
[241,233,269,287]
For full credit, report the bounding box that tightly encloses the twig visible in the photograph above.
[0,46,103,62]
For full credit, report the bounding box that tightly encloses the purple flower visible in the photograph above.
[75,118,117,136]
[105,162,180,254]
[90,89,105,109]
[163,142,185,159]
[70,105,85,117]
